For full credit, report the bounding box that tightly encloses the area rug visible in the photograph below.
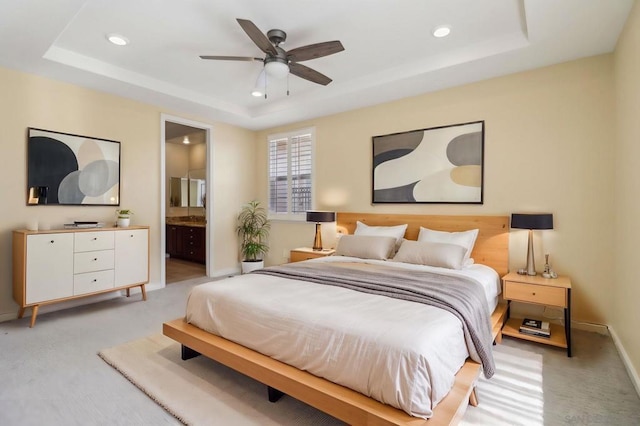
[99,334,543,425]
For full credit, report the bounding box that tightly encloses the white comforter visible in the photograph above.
[185,256,500,419]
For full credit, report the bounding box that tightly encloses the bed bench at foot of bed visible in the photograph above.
[163,318,485,426]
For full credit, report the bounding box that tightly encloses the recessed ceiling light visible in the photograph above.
[182,136,190,144]
[106,34,129,46]
[432,26,451,38]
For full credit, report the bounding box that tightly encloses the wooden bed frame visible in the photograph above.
[163,213,509,425]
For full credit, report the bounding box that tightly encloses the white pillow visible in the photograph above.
[354,221,408,251]
[417,227,479,262]
[391,240,467,269]
[335,235,397,260]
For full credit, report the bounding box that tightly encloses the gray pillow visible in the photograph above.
[391,240,467,269]
[335,235,397,260]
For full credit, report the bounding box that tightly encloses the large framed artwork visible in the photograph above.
[27,128,121,206]
[372,121,484,204]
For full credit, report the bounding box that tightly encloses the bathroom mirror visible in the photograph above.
[170,170,205,208]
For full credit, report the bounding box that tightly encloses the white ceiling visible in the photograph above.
[0,0,633,130]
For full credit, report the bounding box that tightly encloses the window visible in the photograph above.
[268,128,315,220]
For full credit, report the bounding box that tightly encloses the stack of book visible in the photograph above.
[519,318,550,338]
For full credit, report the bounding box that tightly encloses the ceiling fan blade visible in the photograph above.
[236,18,277,56]
[287,41,344,62]
[200,55,263,62]
[289,63,332,86]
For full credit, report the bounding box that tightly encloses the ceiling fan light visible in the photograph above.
[252,69,266,97]
[265,61,289,79]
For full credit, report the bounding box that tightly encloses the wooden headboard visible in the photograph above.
[336,212,509,277]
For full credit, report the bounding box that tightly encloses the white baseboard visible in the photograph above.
[571,320,609,335]
[609,325,640,398]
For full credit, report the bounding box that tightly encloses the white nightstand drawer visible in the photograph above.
[74,270,114,295]
[74,231,115,252]
[74,250,115,274]
[504,281,566,307]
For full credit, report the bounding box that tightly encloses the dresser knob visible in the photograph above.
[532,292,536,296]
[93,237,98,241]
[93,279,97,282]
[50,240,54,244]
[93,258,98,261]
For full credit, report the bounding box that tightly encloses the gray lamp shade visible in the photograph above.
[511,213,553,230]
[306,211,336,223]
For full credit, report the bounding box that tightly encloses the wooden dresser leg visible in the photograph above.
[29,305,39,328]
[140,284,147,301]
[18,307,25,319]
[469,388,479,407]
[126,288,131,297]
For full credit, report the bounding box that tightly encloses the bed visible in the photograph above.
[163,213,509,425]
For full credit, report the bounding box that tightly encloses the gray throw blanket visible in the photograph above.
[254,262,495,378]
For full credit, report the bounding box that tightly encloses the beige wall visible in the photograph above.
[257,55,616,326]
[0,66,256,320]
[613,0,640,385]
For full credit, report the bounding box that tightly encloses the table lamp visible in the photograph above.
[511,213,553,276]
[306,211,336,251]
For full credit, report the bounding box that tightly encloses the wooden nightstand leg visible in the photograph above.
[565,288,572,357]
[18,306,25,319]
[140,284,147,301]
[126,288,131,297]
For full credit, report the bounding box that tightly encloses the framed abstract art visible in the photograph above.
[372,121,484,204]
[27,127,121,206]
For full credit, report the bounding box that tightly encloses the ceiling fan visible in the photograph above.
[200,19,344,86]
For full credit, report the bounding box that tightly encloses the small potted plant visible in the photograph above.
[236,200,270,273]
[116,209,133,228]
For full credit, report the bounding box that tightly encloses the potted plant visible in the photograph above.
[236,200,270,273]
[116,209,133,228]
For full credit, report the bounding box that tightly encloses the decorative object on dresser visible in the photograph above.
[372,120,484,204]
[289,247,335,263]
[116,209,133,228]
[510,213,553,276]
[13,226,149,327]
[501,271,572,356]
[305,211,336,251]
[27,127,121,206]
[236,200,270,273]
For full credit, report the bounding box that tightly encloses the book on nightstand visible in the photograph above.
[519,317,550,337]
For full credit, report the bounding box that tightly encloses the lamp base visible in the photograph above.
[312,223,323,251]
[525,229,537,276]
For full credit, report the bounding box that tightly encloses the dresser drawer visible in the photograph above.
[75,231,115,252]
[74,250,115,274]
[504,281,566,307]
[73,270,114,295]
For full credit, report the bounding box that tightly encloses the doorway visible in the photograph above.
[160,114,213,285]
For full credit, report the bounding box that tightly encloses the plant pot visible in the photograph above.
[241,260,264,274]
[116,217,130,228]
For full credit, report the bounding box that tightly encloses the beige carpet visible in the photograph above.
[99,334,543,426]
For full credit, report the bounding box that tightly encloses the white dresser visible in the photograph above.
[13,226,149,327]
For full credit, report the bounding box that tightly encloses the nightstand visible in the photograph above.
[501,271,572,357]
[289,247,335,263]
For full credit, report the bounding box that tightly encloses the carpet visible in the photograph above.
[99,334,543,425]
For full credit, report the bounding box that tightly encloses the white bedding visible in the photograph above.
[185,256,500,419]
